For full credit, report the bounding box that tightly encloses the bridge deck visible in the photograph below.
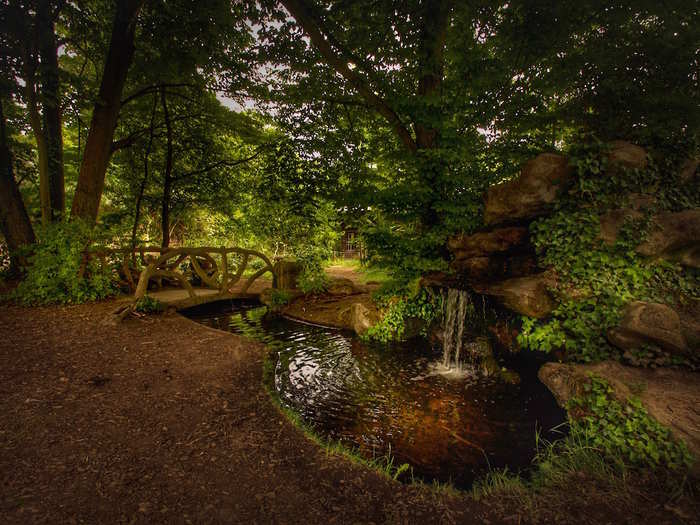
[145,277,272,310]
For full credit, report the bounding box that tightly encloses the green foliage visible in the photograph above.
[569,376,694,471]
[266,288,292,307]
[518,139,699,362]
[364,287,443,343]
[14,222,117,305]
[296,249,330,295]
[133,295,164,314]
[475,375,694,505]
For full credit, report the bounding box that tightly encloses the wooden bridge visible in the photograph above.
[89,246,276,310]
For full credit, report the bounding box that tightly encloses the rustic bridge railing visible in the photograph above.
[132,246,275,301]
[84,246,275,300]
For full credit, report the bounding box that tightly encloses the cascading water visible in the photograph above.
[442,288,472,370]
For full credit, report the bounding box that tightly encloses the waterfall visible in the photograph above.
[442,288,472,370]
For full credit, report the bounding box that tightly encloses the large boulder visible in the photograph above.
[473,271,557,318]
[636,210,700,267]
[484,153,572,225]
[606,140,648,171]
[607,301,688,356]
[326,277,358,296]
[338,302,379,335]
[450,254,538,282]
[448,226,529,259]
[538,361,700,474]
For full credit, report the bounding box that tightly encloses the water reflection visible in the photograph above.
[184,300,566,488]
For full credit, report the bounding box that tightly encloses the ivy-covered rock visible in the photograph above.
[483,153,572,225]
[607,301,688,356]
[539,361,699,473]
[636,210,700,268]
[606,140,648,171]
[598,193,656,245]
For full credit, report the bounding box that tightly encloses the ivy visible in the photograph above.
[568,376,694,471]
[363,287,443,343]
[518,139,699,363]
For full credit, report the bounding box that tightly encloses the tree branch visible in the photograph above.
[280,0,417,153]
[173,146,270,182]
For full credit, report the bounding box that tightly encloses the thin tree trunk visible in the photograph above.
[131,93,158,248]
[23,69,50,226]
[70,0,145,223]
[0,100,36,270]
[160,86,173,249]
[38,2,65,221]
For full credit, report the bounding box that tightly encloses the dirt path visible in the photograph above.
[1,301,694,524]
[0,301,495,524]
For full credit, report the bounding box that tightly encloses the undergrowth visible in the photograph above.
[14,221,118,305]
[518,138,699,363]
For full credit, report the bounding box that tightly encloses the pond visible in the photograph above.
[183,300,566,489]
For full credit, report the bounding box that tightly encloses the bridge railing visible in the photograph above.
[84,246,275,299]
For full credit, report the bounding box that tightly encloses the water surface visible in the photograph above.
[183,300,566,488]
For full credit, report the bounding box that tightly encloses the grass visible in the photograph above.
[325,258,393,285]
[471,418,698,523]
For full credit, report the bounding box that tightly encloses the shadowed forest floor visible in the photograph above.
[0,301,696,524]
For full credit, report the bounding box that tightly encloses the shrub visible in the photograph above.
[14,221,117,305]
[297,256,329,294]
[266,288,292,306]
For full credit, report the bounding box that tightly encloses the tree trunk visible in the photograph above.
[131,93,158,249]
[38,2,65,221]
[70,0,144,223]
[160,86,173,248]
[0,100,36,270]
[414,0,452,228]
[23,70,50,226]
[414,0,451,151]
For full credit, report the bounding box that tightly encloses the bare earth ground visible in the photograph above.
[1,300,697,524]
[0,301,496,525]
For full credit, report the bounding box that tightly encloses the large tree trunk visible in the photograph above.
[38,1,65,221]
[0,100,36,270]
[70,0,144,223]
[414,0,451,151]
[414,0,452,228]
[160,86,173,249]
